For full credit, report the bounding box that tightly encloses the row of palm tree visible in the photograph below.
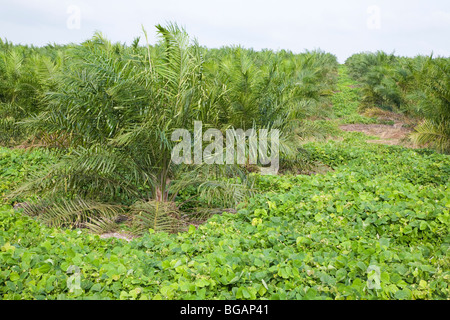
[409,57,450,153]
[0,39,66,145]
[345,51,450,153]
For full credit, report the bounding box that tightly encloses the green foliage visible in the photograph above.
[0,41,63,145]
[1,138,449,300]
[5,25,339,232]
[409,57,450,153]
[204,47,338,129]
[331,66,378,124]
[297,120,342,139]
[304,140,450,186]
[0,147,56,201]
[1,26,449,301]
[332,65,362,118]
[345,51,404,111]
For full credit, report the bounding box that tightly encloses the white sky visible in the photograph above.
[1,0,449,62]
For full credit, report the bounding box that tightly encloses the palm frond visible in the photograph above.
[23,197,125,229]
[410,119,450,153]
[130,200,181,235]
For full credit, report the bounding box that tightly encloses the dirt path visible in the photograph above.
[340,122,416,147]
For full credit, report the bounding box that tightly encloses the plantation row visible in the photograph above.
[345,51,450,152]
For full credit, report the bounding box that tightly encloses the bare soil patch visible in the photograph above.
[340,123,417,147]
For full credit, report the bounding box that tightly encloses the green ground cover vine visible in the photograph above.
[1,136,448,300]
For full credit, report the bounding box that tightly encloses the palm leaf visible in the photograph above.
[23,197,125,229]
[130,200,181,235]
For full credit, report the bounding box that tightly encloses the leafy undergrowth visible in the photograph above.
[0,147,56,202]
[331,66,377,125]
[1,139,449,300]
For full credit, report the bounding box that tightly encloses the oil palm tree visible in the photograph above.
[12,24,254,234]
[11,24,340,233]
[409,57,450,153]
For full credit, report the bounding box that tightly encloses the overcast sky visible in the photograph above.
[1,0,449,62]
